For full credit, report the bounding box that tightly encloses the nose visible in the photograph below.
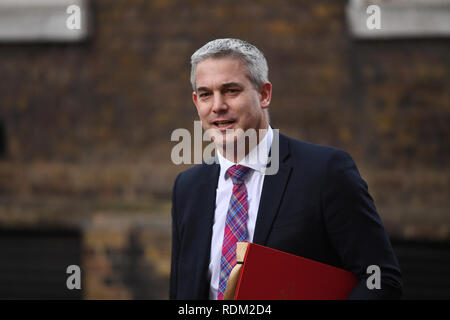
[212,93,228,113]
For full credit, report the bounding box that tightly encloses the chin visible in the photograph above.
[211,131,236,149]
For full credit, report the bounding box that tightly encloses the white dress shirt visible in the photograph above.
[208,126,274,300]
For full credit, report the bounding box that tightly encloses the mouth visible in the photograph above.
[211,119,236,130]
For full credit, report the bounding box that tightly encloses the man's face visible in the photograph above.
[192,57,271,151]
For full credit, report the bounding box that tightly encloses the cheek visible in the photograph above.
[196,103,210,119]
[237,101,259,124]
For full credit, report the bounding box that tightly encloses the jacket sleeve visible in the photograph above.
[322,149,403,299]
[169,173,182,300]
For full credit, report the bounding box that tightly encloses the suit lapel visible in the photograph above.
[193,161,220,298]
[253,133,292,245]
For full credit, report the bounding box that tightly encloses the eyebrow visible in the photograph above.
[196,82,244,92]
[222,82,243,89]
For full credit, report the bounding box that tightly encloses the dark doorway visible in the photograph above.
[0,228,82,299]
[391,238,450,299]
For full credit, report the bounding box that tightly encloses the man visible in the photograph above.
[170,38,402,300]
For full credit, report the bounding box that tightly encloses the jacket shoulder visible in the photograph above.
[173,162,218,189]
[283,134,352,164]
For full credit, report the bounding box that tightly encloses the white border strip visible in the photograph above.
[346,0,450,39]
[0,0,89,42]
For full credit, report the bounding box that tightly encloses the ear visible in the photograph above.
[192,91,199,110]
[259,82,272,109]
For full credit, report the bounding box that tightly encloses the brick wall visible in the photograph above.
[0,0,449,299]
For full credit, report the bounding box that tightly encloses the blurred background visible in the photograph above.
[0,0,448,299]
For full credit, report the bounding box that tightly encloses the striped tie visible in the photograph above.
[217,165,251,300]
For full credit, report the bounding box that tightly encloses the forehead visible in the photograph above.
[195,57,251,89]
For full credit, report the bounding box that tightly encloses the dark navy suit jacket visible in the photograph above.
[170,133,402,299]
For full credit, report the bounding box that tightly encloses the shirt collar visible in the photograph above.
[217,126,273,179]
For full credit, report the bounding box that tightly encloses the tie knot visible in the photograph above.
[227,165,251,185]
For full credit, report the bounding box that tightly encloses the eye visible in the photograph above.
[226,88,240,94]
[199,92,211,98]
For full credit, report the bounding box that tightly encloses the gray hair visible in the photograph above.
[190,38,269,91]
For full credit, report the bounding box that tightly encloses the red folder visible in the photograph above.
[224,242,358,300]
